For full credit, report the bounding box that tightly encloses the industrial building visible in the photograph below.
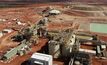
[0,1,106,65]
[29,53,52,65]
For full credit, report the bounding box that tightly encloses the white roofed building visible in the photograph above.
[49,9,61,15]
[29,53,53,65]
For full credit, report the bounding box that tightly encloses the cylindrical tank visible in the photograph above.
[48,40,60,58]
[62,45,72,57]
[62,34,76,57]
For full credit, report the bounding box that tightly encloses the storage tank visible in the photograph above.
[62,34,76,57]
[48,40,60,58]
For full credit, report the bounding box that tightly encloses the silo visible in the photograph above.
[48,40,60,58]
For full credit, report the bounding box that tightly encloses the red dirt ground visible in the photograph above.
[0,3,106,65]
